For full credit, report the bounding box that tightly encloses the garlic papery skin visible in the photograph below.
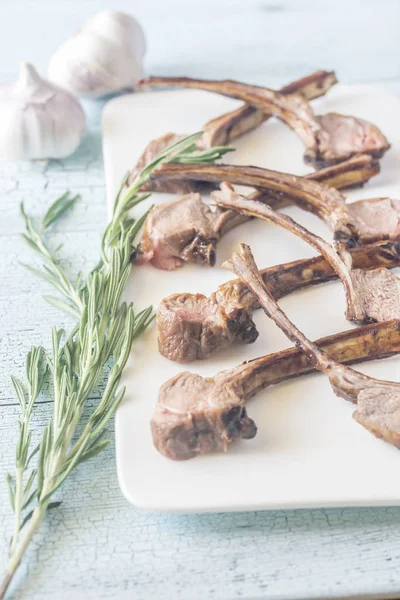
[48,10,146,98]
[0,63,86,161]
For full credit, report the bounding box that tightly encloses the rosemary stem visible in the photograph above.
[9,467,24,556]
[0,505,46,600]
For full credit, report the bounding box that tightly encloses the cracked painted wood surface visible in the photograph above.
[1,0,400,598]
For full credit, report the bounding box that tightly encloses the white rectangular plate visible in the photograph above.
[103,84,400,512]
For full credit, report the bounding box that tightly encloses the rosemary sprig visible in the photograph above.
[1,132,232,599]
[20,193,84,318]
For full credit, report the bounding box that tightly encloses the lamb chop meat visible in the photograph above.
[315,113,390,166]
[141,76,390,168]
[134,192,233,269]
[153,371,257,460]
[152,319,400,459]
[212,183,400,325]
[225,244,400,450]
[347,197,400,243]
[148,161,400,247]
[130,71,337,195]
[157,241,400,362]
[135,156,380,271]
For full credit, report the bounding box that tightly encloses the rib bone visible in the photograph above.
[199,70,338,149]
[225,244,400,450]
[157,241,400,362]
[212,183,400,325]
[148,161,400,247]
[151,320,400,460]
[131,70,338,194]
[140,76,390,167]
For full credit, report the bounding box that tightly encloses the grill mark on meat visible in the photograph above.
[148,161,400,247]
[157,241,400,362]
[224,244,400,451]
[151,320,400,459]
[212,183,400,325]
[140,76,390,167]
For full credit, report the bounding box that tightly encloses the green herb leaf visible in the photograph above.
[43,296,81,319]
[41,192,80,230]
[6,474,15,512]
[11,377,26,412]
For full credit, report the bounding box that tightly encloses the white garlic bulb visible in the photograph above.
[0,63,85,161]
[48,10,146,98]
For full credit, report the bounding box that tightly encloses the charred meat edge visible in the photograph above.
[212,183,400,325]
[132,70,337,194]
[157,241,400,363]
[226,244,400,450]
[151,319,400,460]
[140,76,390,167]
[147,160,393,247]
[135,155,380,271]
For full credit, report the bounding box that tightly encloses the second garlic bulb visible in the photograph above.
[0,63,85,161]
[48,10,146,98]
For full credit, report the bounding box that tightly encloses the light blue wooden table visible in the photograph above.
[1,1,400,598]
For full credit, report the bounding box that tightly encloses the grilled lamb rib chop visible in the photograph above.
[200,70,338,149]
[148,161,400,247]
[213,183,400,325]
[225,244,400,450]
[157,241,400,362]
[131,70,337,194]
[141,76,390,167]
[151,320,400,459]
[135,156,380,270]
